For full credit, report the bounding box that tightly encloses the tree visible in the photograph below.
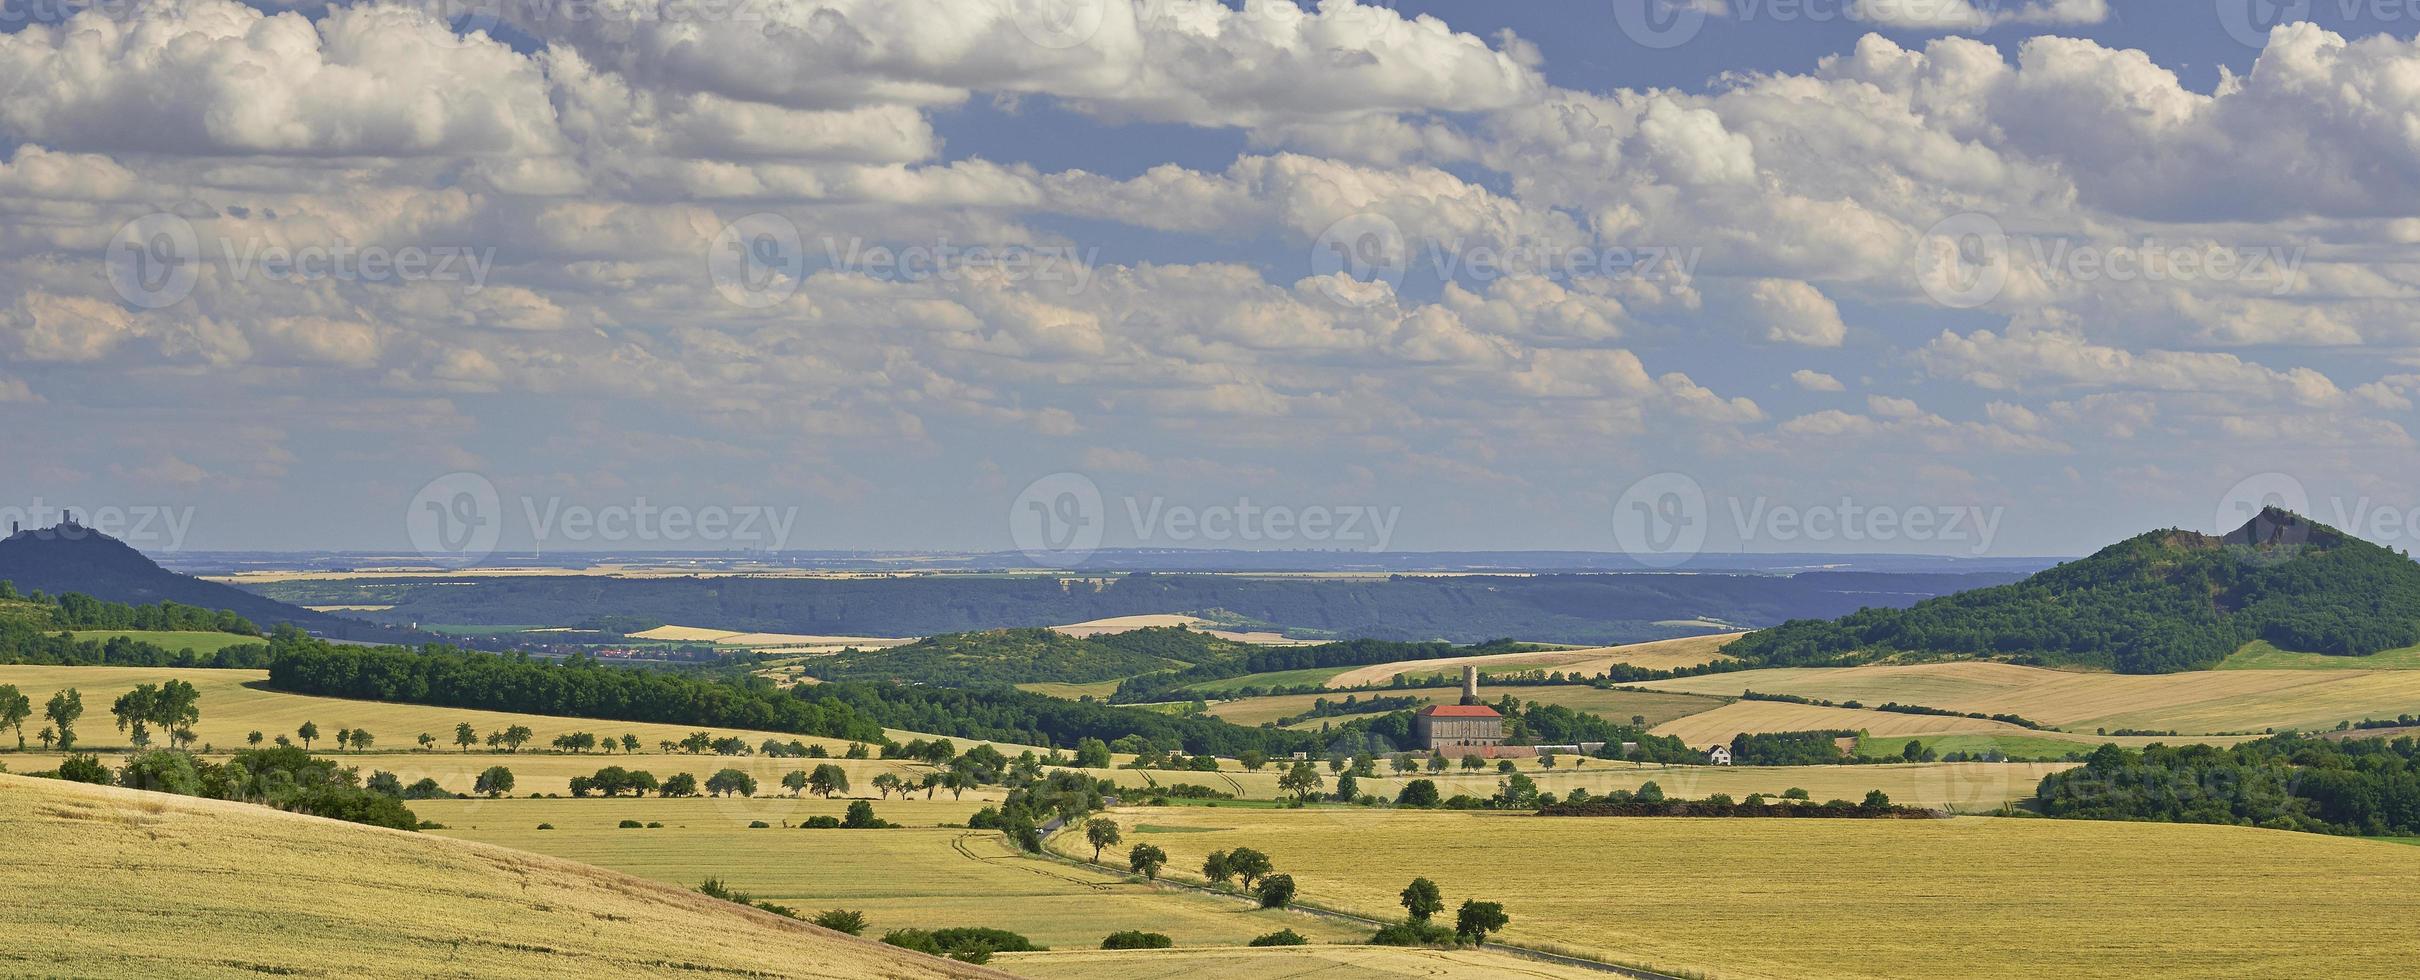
[1495,772,1539,808]
[1391,753,1416,774]
[1256,873,1296,909]
[1395,779,1440,807]
[1903,739,1926,761]
[1201,850,1234,887]
[501,725,533,752]
[706,768,758,797]
[843,800,881,828]
[1127,843,1167,880]
[1226,848,1273,889]
[782,770,809,796]
[455,722,477,752]
[660,772,699,797]
[38,725,56,750]
[335,727,353,752]
[1863,789,1893,809]
[1278,761,1324,802]
[1084,818,1122,862]
[1074,737,1113,768]
[1238,749,1268,772]
[0,684,30,749]
[417,732,435,751]
[113,684,159,746]
[872,772,902,799]
[808,763,850,798]
[475,765,515,797]
[246,730,264,746]
[1454,900,1508,943]
[941,769,971,799]
[352,730,375,753]
[1334,772,1359,802]
[1428,753,1448,773]
[1460,754,1484,770]
[621,734,640,754]
[296,720,319,750]
[1400,878,1444,922]
[44,689,82,751]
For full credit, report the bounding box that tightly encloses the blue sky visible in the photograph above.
[3,0,2419,562]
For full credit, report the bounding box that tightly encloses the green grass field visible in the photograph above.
[2219,640,2420,670]
[0,774,994,979]
[1852,732,2103,761]
[1061,806,2420,980]
[427,811,1366,951]
[1179,667,1355,694]
[62,630,268,654]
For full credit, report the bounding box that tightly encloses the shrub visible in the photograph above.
[55,754,112,785]
[117,749,202,796]
[646,821,664,828]
[748,820,772,828]
[1247,929,1308,947]
[1369,922,1455,946]
[536,823,554,830]
[811,909,868,935]
[1395,778,1440,807]
[880,926,1034,964]
[618,819,644,829]
[1100,930,1173,950]
[802,815,841,829]
[1256,873,1296,909]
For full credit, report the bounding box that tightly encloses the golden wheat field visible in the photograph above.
[1063,807,2420,980]
[997,945,1623,979]
[0,774,999,979]
[426,814,1364,950]
[1204,685,1724,728]
[1647,699,2038,747]
[1322,633,1740,689]
[0,664,1028,754]
[1635,662,2420,734]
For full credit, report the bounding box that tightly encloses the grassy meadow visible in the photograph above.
[0,774,998,979]
[998,946,1621,979]
[426,813,1363,951]
[1063,806,2420,980]
[1635,661,2420,734]
[1319,633,1739,689]
[2219,640,2420,670]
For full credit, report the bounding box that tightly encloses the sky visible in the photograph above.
[4,0,2420,563]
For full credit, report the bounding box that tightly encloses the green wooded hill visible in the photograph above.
[1725,509,2420,673]
[801,626,1239,686]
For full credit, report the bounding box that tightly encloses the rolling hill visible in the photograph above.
[0,773,1004,979]
[0,524,405,642]
[1725,509,2420,673]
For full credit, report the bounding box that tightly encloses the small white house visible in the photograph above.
[1706,745,1732,766]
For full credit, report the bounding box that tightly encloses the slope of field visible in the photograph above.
[0,665,951,754]
[1636,662,2420,734]
[999,946,1624,980]
[1322,633,1738,689]
[1071,807,2420,980]
[1204,685,1724,729]
[1648,699,2038,748]
[426,818,1364,951]
[630,625,915,649]
[2219,640,2420,670]
[0,774,999,979]
[1050,615,1315,646]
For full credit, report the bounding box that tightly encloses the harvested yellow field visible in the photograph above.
[1205,685,1723,729]
[0,774,1000,979]
[1649,699,2034,748]
[0,665,894,754]
[630,625,914,648]
[1075,807,2420,980]
[428,820,1364,951]
[1323,633,1739,689]
[1351,761,2066,812]
[999,945,1623,979]
[1637,661,2420,734]
[1051,615,1316,645]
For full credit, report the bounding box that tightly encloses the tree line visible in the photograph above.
[2036,734,2420,836]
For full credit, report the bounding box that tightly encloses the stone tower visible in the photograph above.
[1460,665,1480,705]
